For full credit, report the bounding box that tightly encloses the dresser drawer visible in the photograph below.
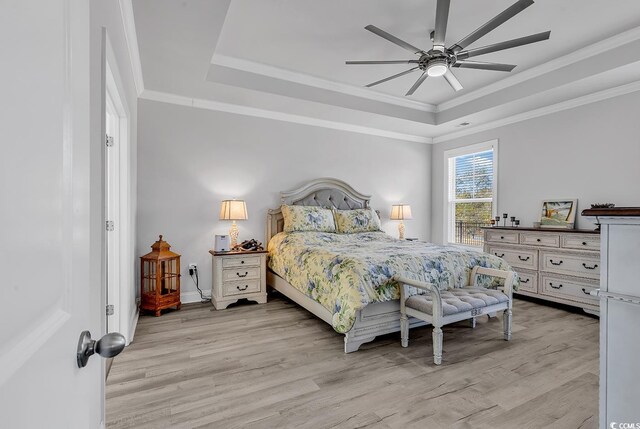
[539,250,600,279]
[488,246,538,270]
[486,230,519,244]
[515,269,537,293]
[222,255,261,268]
[539,273,599,306]
[222,266,261,282]
[519,232,560,248]
[561,234,600,251]
[223,279,261,296]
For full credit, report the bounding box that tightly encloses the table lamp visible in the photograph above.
[390,204,412,240]
[219,199,248,248]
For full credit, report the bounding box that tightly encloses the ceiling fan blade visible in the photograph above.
[365,25,424,55]
[450,0,534,52]
[346,60,419,65]
[453,60,516,72]
[405,71,429,96]
[443,70,463,92]
[432,0,451,51]
[366,67,420,87]
[457,31,550,59]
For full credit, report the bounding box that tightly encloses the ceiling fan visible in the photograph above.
[346,0,550,95]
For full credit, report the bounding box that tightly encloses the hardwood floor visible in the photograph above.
[106,293,599,429]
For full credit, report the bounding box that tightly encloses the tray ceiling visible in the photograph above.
[132,0,640,142]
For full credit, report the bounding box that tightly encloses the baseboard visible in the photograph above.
[181,290,211,304]
[127,306,139,345]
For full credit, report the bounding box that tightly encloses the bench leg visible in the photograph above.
[469,317,476,328]
[503,308,512,341]
[432,326,443,365]
[400,314,409,348]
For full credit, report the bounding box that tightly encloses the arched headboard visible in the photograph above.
[266,178,372,243]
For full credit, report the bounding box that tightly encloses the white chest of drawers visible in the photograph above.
[210,250,268,310]
[483,227,600,313]
[582,208,640,427]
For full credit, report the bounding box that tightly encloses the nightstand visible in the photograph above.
[209,249,268,310]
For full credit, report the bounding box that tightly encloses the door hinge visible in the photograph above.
[106,304,115,316]
[106,220,115,231]
[106,134,114,147]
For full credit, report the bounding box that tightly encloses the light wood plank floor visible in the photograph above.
[106,294,599,429]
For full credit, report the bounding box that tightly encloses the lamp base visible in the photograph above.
[398,221,405,240]
[229,221,239,248]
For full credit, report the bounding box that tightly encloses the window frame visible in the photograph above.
[443,140,499,246]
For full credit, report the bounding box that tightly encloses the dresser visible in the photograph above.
[582,208,640,427]
[483,227,600,313]
[210,250,268,310]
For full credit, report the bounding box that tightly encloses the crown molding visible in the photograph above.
[119,0,144,96]
[211,54,437,113]
[140,89,433,144]
[436,25,640,113]
[433,80,640,143]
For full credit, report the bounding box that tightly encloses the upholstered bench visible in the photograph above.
[395,266,516,365]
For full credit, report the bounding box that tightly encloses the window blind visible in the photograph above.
[454,150,493,200]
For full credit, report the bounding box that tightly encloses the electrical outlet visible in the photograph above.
[189,263,197,271]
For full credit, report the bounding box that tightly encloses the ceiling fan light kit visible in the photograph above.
[427,58,448,77]
[346,0,550,96]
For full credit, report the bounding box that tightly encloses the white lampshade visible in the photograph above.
[390,204,413,220]
[219,200,248,221]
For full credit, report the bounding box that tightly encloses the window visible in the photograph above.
[444,141,497,247]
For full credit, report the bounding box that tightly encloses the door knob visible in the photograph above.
[77,331,126,368]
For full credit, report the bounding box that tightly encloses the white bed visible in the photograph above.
[265,178,428,353]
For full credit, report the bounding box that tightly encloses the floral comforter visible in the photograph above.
[268,231,515,333]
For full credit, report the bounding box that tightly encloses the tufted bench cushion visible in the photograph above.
[405,287,509,316]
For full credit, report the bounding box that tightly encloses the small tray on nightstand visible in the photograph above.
[209,249,268,310]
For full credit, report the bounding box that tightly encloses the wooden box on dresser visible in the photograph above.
[209,250,268,310]
[483,227,600,313]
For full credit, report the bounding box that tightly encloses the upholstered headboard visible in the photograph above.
[266,178,372,243]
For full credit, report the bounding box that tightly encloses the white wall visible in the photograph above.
[137,99,431,302]
[431,91,640,244]
[90,0,139,340]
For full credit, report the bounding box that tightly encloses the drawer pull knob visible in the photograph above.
[582,263,598,270]
[240,260,245,264]
[536,238,541,242]
[581,288,592,295]
[549,282,563,289]
[582,242,587,246]
[549,259,563,266]
[521,278,530,283]
[237,285,249,291]
[518,256,530,261]
[495,253,505,258]
[236,271,249,278]
[500,236,504,239]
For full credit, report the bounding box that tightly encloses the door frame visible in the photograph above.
[104,32,136,344]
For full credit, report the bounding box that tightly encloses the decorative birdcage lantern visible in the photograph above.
[140,235,181,316]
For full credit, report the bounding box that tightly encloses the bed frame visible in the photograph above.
[266,178,426,353]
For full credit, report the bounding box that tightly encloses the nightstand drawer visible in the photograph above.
[486,230,519,244]
[520,232,560,248]
[222,267,261,281]
[222,255,261,268]
[223,279,261,296]
[539,250,600,279]
[488,246,538,270]
[561,234,600,251]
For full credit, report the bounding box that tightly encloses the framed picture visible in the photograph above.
[539,199,577,229]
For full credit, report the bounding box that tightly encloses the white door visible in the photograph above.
[0,1,108,427]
